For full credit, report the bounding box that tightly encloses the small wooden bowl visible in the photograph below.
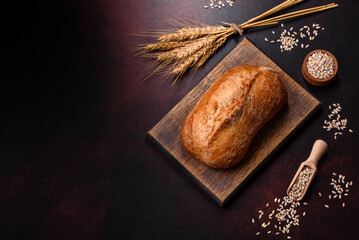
[302,50,338,86]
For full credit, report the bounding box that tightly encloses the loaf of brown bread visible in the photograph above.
[181,65,287,169]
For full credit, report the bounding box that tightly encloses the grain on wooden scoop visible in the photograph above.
[288,166,314,199]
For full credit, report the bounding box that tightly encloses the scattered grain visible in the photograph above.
[323,103,352,139]
[327,173,353,210]
[264,23,325,52]
[252,195,305,237]
[203,0,234,9]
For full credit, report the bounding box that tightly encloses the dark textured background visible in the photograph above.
[1,0,358,239]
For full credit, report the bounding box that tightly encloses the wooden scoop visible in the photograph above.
[287,140,328,201]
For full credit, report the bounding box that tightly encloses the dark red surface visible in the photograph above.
[1,0,359,239]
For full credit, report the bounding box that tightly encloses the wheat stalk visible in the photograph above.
[157,34,226,62]
[143,41,186,52]
[159,26,230,42]
[138,0,338,83]
[172,43,211,75]
[194,33,231,69]
[169,32,231,83]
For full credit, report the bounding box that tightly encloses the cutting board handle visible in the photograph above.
[307,140,328,166]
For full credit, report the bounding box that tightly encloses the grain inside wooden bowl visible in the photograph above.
[302,49,338,86]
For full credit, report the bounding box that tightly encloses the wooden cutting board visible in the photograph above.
[146,38,320,207]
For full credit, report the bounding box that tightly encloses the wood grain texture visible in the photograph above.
[147,38,320,207]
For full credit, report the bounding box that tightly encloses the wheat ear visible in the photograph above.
[194,33,231,69]
[166,31,231,82]
[143,41,186,52]
[159,26,229,42]
[157,35,219,62]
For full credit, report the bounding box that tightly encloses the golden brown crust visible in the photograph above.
[181,65,287,169]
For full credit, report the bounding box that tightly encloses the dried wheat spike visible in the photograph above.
[171,46,209,77]
[144,41,186,52]
[157,35,219,62]
[194,33,230,69]
[171,32,230,78]
[159,26,230,42]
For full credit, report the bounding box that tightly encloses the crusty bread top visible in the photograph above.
[181,65,287,169]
